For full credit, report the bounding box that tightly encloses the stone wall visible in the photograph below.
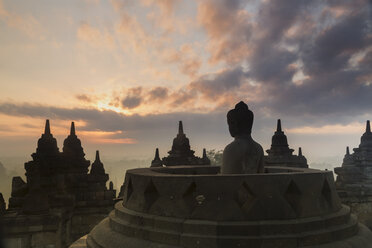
[3,213,61,248]
[122,166,340,221]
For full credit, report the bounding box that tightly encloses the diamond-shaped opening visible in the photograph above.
[125,178,133,203]
[284,180,302,216]
[322,178,332,209]
[183,182,197,213]
[144,180,159,210]
[236,182,255,209]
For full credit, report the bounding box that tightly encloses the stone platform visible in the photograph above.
[86,166,372,248]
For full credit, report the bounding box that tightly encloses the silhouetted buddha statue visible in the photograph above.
[221,101,264,174]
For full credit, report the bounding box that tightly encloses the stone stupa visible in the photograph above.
[335,120,372,229]
[3,120,116,248]
[85,102,372,248]
[265,119,308,168]
[150,148,163,167]
[161,121,210,166]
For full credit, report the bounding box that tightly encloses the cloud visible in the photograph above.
[83,0,100,4]
[121,96,142,109]
[197,0,252,64]
[190,67,249,100]
[162,45,202,77]
[141,0,190,34]
[121,87,143,109]
[287,122,365,135]
[302,10,371,75]
[76,94,96,103]
[111,0,158,54]
[168,88,197,108]
[77,22,115,49]
[148,87,168,101]
[3,0,370,134]
[141,0,180,16]
[0,102,228,139]
[190,0,372,120]
[0,0,44,39]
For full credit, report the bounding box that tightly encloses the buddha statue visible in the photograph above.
[221,101,264,174]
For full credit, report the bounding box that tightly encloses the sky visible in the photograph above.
[0,0,371,172]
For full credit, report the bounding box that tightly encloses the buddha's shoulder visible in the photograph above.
[224,138,262,151]
[251,139,264,154]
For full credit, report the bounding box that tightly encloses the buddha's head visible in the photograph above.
[227,101,254,137]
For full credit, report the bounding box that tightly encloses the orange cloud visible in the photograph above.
[88,137,137,144]
[287,122,365,135]
[0,0,44,39]
[112,1,155,54]
[78,130,137,144]
[197,0,252,64]
[141,0,179,16]
[162,44,202,77]
[77,22,115,49]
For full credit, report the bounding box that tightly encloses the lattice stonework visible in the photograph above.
[236,182,256,213]
[182,181,197,213]
[144,180,159,210]
[284,180,302,216]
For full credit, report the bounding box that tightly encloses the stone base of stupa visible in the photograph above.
[86,202,372,248]
[85,166,372,248]
[337,187,372,230]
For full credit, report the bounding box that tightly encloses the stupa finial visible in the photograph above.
[155,148,160,160]
[346,146,350,155]
[178,121,184,135]
[95,150,100,163]
[366,120,371,134]
[277,119,282,132]
[44,119,51,135]
[298,147,302,156]
[70,122,76,136]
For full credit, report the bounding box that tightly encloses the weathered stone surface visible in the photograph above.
[10,177,28,197]
[264,119,308,168]
[0,192,5,215]
[221,101,264,174]
[334,120,372,229]
[122,166,341,220]
[87,166,372,248]
[31,232,56,247]
[70,235,88,248]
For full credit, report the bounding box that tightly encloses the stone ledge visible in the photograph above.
[86,218,372,248]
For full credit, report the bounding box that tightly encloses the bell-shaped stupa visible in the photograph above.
[335,120,372,229]
[264,119,308,168]
[150,148,163,167]
[162,121,210,166]
[90,150,106,175]
[62,121,90,174]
